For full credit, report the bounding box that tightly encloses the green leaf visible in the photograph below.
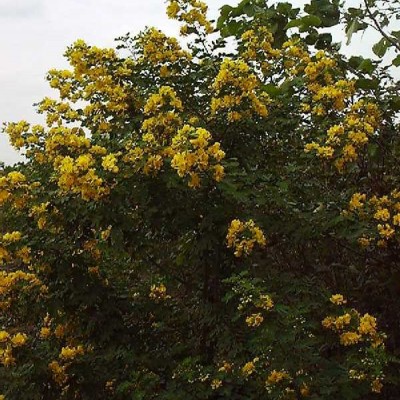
[261,84,281,97]
[243,3,256,17]
[358,58,375,74]
[372,37,390,58]
[276,2,293,15]
[355,78,379,90]
[346,19,360,45]
[390,95,400,111]
[392,54,400,67]
[315,32,333,49]
[216,5,234,29]
[286,15,321,29]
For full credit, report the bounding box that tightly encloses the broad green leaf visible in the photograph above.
[372,37,390,58]
[346,19,360,45]
[393,54,400,67]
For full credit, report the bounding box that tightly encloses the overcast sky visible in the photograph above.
[0,0,387,165]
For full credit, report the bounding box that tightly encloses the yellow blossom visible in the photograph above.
[11,333,27,347]
[340,331,361,346]
[371,378,383,393]
[330,294,347,305]
[0,331,10,342]
[60,345,84,360]
[358,313,377,336]
[266,370,290,385]
[211,379,222,389]
[245,313,264,327]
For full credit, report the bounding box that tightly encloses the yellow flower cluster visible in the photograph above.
[346,189,400,247]
[44,39,135,134]
[53,154,109,201]
[266,369,290,385]
[137,27,192,68]
[254,294,274,310]
[1,231,22,243]
[0,331,28,367]
[0,171,27,206]
[142,86,183,144]
[301,50,355,114]
[304,100,379,169]
[210,378,222,389]
[60,345,85,360]
[123,86,185,177]
[348,192,366,211]
[241,358,259,376]
[245,313,264,327]
[0,231,31,270]
[149,283,171,302]
[44,127,91,159]
[49,360,68,385]
[330,294,347,305]
[211,58,271,122]
[166,0,213,35]
[226,219,266,257]
[102,153,120,173]
[323,296,386,393]
[0,270,42,300]
[281,38,311,76]
[322,295,384,348]
[3,120,30,149]
[240,27,281,73]
[171,125,225,188]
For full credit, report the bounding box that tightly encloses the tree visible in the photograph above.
[0,0,399,398]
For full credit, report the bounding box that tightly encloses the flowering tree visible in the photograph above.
[0,0,399,398]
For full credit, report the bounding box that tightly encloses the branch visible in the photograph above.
[363,0,400,53]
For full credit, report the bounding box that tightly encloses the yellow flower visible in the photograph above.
[333,313,351,330]
[188,172,201,188]
[0,331,10,342]
[255,294,273,310]
[266,370,290,385]
[211,379,222,390]
[321,316,335,329]
[11,333,27,347]
[49,360,67,385]
[102,154,119,173]
[2,231,22,243]
[371,378,383,393]
[7,171,26,185]
[374,208,390,221]
[330,294,347,305]
[377,223,395,239]
[349,193,366,211]
[245,313,264,327]
[213,165,224,182]
[218,361,232,373]
[300,383,310,397]
[358,236,370,247]
[242,361,256,376]
[54,324,65,338]
[358,313,377,336]
[60,345,84,359]
[226,219,266,257]
[149,283,171,301]
[339,331,361,346]
[40,327,51,339]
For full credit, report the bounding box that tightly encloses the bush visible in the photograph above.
[1,0,399,398]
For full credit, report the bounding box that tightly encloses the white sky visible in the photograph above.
[0,0,393,165]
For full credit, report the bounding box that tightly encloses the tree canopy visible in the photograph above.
[1,0,399,398]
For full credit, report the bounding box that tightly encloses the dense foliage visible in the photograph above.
[1,0,399,398]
